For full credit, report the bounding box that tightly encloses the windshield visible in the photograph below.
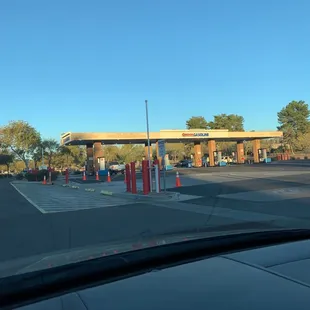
[0,0,309,282]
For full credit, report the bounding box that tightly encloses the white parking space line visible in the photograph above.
[10,182,47,214]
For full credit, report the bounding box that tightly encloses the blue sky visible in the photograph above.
[1,0,309,140]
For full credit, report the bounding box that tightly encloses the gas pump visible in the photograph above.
[97,157,109,176]
[258,148,268,163]
[98,157,106,170]
[213,151,218,166]
[232,151,236,163]
[217,151,227,166]
[214,150,226,166]
[217,151,222,165]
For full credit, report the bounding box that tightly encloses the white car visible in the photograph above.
[108,162,125,175]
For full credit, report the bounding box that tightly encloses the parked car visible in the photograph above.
[174,160,193,168]
[108,162,125,175]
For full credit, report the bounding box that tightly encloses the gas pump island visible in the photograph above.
[61,129,282,175]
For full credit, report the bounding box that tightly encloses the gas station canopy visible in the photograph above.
[61,129,282,146]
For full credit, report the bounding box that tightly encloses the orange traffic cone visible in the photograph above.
[175,171,181,187]
[107,171,111,182]
[42,175,47,185]
[82,171,86,181]
[96,171,99,181]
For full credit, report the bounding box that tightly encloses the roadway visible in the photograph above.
[1,161,310,275]
[0,177,252,264]
[104,162,303,182]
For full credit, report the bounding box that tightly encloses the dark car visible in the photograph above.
[174,160,193,168]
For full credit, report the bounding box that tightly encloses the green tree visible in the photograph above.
[69,146,86,167]
[30,138,46,169]
[166,143,185,162]
[54,146,72,169]
[0,154,14,172]
[0,121,41,169]
[117,145,144,163]
[102,146,119,162]
[32,146,43,169]
[216,141,236,154]
[208,114,244,131]
[10,160,26,172]
[294,132,310,153]
[186,116,208,129]
[53,145,86,169]
[277,100,310,153]
[244,140,253,157]
[42,139,60,167]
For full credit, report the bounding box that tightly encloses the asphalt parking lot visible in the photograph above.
[98,162,307,182]
[170,161,310,222]
[1,160,310,274]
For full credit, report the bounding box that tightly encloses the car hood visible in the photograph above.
[14,228,310,310]
[0,227,295,278]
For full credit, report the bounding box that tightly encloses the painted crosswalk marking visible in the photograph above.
[11,182,133,214]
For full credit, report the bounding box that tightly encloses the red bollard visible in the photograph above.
[147,160,151,192]
[142,160,150,195]
[130,162,137,194]
[125,164,131,192]
[65,168,69,184]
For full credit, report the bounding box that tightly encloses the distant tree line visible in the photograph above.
[0,120,87,171]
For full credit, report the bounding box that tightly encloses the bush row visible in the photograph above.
[60,170,81,175]
[289,156,309,160]
[0,174,13,178]
[24,170,59,182]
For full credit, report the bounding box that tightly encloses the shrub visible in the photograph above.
[25,170,58,182]
[15,173,24,180]
[0,174,12,178]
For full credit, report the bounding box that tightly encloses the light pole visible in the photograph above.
[145,100,152,191]
[41,147,44,167]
